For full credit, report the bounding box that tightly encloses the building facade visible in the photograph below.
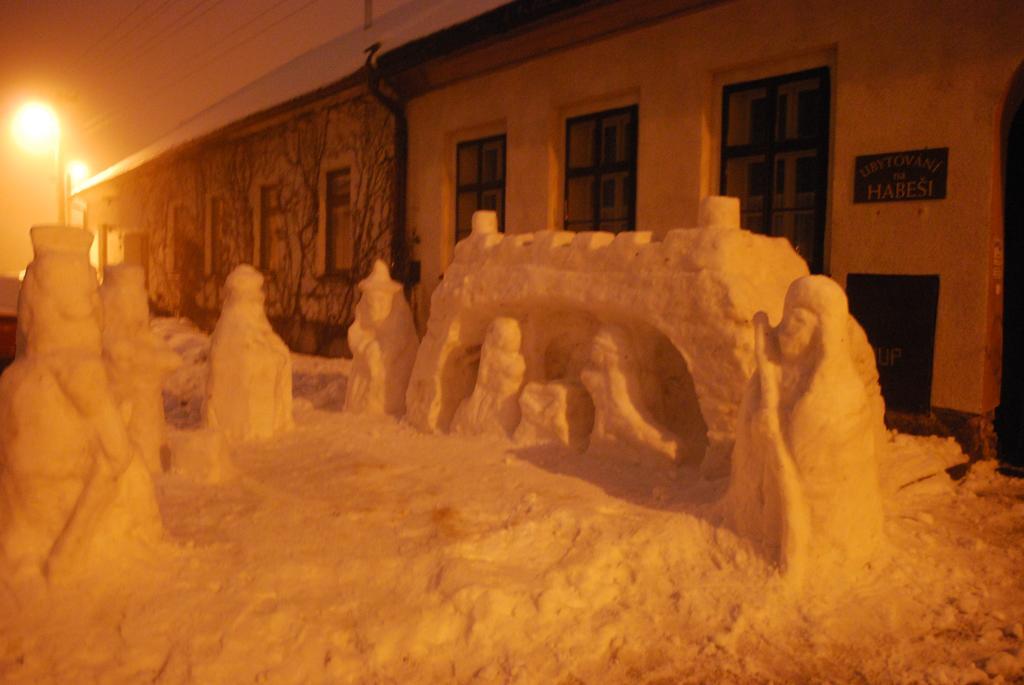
[386,0,1024,457]
[77,77,402,355]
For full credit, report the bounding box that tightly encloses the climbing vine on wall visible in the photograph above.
[115,88,396,354]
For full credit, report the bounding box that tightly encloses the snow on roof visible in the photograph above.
[77,0,508,194]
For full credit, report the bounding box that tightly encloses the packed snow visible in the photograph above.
[1,215,1023,682]
[1,316,1022,683]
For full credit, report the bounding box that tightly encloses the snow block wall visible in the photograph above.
[406,199,885,466]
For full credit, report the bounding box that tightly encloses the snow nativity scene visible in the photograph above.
[2,0,1024,683]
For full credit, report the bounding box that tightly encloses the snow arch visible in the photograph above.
[406,202,883,465]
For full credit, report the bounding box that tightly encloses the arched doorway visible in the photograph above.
[997,80,1024,465]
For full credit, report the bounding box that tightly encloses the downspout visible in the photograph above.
[364,43,414,290]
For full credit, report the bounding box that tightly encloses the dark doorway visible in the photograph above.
[997,100,1024,465]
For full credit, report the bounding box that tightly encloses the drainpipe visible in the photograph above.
[363,43,413,290]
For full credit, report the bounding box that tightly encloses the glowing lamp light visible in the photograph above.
[67,160,89,190]
[11,102,60,155]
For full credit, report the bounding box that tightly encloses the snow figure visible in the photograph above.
[725,275,885,581]
[0,226,162,579]
[451,317,525,436]
[205,265,293,442]
[344,260,418,416]
[101,264,182,473]
[514,381,594,448]
[580,324,680,462]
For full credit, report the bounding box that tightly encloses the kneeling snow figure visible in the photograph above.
[451,317,525,437]
[344,260,417,416]
[205,265,293,442]
[580,325,680,462]
[101,264,182,473]
[725,275,884,582]
[0,226,162,579]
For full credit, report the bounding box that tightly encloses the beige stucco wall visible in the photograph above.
[405,0,1024,415]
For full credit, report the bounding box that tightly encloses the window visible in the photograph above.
[325,168,353,273]
[207,196,224,276]
[455,135,505,243]
[259,184,283,271]
[721,68,830,272]
[564,105,637,232]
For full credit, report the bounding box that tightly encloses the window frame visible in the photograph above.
[454,134,507,244]
[324,166,354,276]
[563,104,638,233]
[720,67,830,273]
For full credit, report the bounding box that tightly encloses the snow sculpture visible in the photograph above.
[205,265,293,442]
[101,264,182,473]
[450,317,525,436]
[344,260,418,416]
[515,381,594,448]
[725,275,885,579]
[407,199,885,470]
[0,226,162,579]
[580,325,680,462]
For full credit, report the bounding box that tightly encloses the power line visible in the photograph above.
[85,0,186,68]
[72,0,156,67]
[130,0,229,64]
[84,0,322,135]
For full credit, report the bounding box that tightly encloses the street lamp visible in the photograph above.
[10,101,65,225]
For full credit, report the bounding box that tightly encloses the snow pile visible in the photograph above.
[204,265,293,442]
[101,264,182,473]
[1,317,1022,683]
[724,276,885,580]
[407,200,884,473]
[344,260,418,416]
[0,226,162,580]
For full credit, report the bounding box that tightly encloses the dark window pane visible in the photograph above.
[601,177,616,209]
[798,88,820,138]
[457,144,479,185]
[776,93,788,141]
[796,155,817,194]
[750,97,769,146]
[481,141,503,183]
[726,87,768,146]
[566,176,595,230]
[601,113,631,165]
[772,209,817,264]
[749,160,768,197]
[741,211,764,232]
[456,191,477,242]
[599,172,629,222]
[481,188,501,212]
[568,119,595,169]
[725,154,767,228]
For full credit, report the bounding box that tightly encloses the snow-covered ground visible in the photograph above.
[2,318,1023,684]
